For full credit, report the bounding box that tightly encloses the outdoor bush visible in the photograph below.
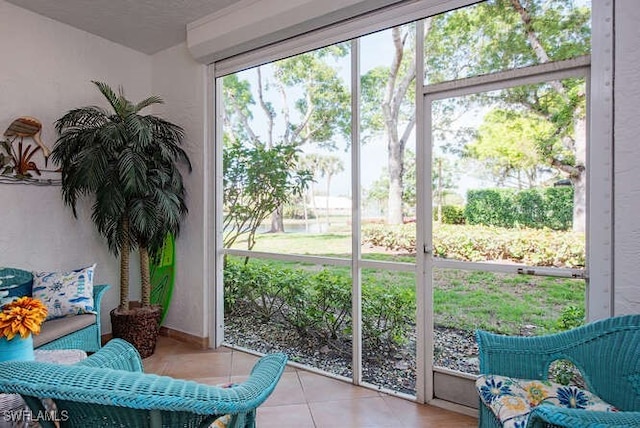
[223,258,415,349]
[362,224,416,253]
[223,259,245,314]
[224,259,289,320]
[514,190,546,228]
[362,282,415,349]
[278,270,317,336]
[556,304,585,331]
[465,187,573,230]
[465,189,515,228]
[310,270,352,340]
[434,205,466,225]
[362,223,585,268]
[544,187,574,230]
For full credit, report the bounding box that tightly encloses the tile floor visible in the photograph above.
[143,336,478,427]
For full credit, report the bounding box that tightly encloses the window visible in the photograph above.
[215,0,603,407]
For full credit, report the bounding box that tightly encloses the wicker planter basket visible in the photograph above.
[110,304,162,358]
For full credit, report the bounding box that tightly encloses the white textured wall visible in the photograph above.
[614,1,640,315]
[150,43,208,338]
[0,0,152,331]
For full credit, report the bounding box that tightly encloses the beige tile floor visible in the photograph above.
[143,336,478,427]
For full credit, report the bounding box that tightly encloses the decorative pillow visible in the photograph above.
[476,374,618,428]
[32,264,96,320]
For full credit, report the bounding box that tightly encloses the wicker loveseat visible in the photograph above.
[0,338,288,428]
[34,284,110,352]
[0,267,109,352]
[476,314,640,428]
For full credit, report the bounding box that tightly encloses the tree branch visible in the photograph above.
[257,68,274,148]
[510,0,566,96]
[290,91,315,144]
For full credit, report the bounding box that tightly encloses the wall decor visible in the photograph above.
[0,116,60,185]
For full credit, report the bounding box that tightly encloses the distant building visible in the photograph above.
[311,196,351,216]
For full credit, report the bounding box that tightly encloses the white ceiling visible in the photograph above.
[6,0,243,54]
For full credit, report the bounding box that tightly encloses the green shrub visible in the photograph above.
[362,224,416,253]
[545,187,574,230]
[223,258,415,349]
[514,189,545,228]
[362,282,415,348]
[362,223,584,268]
[223,259,290,320]
[465,189,516,228]
[310,270,352,340]
[465,187,574,230]
[434,205,466,225]
[556,305,585,331]
[277,270,316,336]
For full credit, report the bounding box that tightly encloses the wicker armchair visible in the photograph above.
[476,314,640,428]
[0,338,288,428]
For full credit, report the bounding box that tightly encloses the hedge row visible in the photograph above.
[464,187,574,230]
[362,223,584,268]
[224,258,415,348]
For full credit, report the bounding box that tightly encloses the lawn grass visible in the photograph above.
[227,229,585,335]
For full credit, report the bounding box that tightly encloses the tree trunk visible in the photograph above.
[383,26,415,225]
[571,116,587,233]
[310,182,320,230]
[303,190,309,232]
[119,217,130,311]
[270,206,285,232]
[325,174,332,227]
[388,130,405,224]
[139,245,151,307]
[511,0,586,231]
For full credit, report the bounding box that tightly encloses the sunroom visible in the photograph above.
[0,0,637,426]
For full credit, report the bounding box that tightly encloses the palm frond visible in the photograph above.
[55,107,110,134]
[92,81,123,114]
[134,95,164,112]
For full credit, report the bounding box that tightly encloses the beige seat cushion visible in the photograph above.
[34,314,97,347]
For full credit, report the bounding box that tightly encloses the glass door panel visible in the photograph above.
[426,75,588,406]
[361,268,416,395]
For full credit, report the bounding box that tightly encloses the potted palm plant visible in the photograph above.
[52,81,191,357]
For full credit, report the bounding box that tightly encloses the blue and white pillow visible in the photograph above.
[32,264,96,320]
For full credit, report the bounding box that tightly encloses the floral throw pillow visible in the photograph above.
[476,374,618,428]
[32,264,96,320]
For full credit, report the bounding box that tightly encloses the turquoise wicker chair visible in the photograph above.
[0,338,287,428]
[476,314,640,427]
[0,267,33,301]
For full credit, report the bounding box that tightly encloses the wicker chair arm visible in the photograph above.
[92,284,110,309]
[0,352,288,415]
[74,338,143,372]
[527,406,640,427]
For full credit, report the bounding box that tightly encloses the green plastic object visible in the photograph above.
[149,234,175,325]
